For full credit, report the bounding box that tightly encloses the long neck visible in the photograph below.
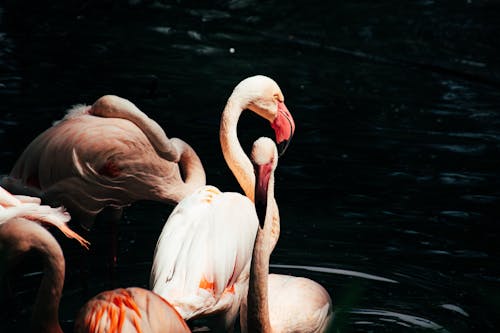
[170,137,206,196]
[219,95,281,248]
[0,221,64,332]
[31,231,65,333]
[90,95,180,162]
[269,199,281,254]
[247,174,275,332]
[220,99,255,200]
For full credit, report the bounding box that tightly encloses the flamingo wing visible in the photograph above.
[0,186,23,207]
[150,185,258,320]
[74,287,190,333]
[0,186,89,248]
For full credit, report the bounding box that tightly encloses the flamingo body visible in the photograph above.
[74,287,190,333]
[241,274,333,333]
[2,95,205,229]
[150,185,258,320]
[242,137,333,333]
[150,76,295,331]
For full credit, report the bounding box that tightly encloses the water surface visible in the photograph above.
[1,1,499,332]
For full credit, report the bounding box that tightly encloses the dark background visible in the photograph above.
[1,0,499,332]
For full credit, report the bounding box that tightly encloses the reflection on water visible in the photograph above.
[270,264,399,284]
[1,1,500,332]
[350,309,448,332]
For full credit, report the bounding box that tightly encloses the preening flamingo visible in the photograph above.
[241,137,333,333]
[150,75,295,331]
[74,287,191,333]
[0,188,89,332]
[1,95,206,230]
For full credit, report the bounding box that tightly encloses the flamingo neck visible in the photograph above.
[220,92,281,274]
[90,95,180,162]
[169,138,207,197]
[31,237,65,333]
[247,174,275,333]
[220,99,255,201]
[269,199,281,254]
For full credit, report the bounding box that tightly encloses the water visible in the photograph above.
[1,1,499,332]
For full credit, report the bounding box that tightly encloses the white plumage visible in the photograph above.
[150,185,258,320]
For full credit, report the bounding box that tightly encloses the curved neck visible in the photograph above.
[0,220,65,333]
[247,174,275,333]
[269,199,280,254]
[31,232,65,333]
[219,94,282,247]
[170,138,206,196]
[220,99,255,201]
[91,95,180,162]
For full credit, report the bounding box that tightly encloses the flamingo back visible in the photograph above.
[150,185,258,320]
[257,274,332,333]
[7,113,190,229]
[74,287,190,333]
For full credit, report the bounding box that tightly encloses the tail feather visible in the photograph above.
[23,204,91,250]
[1,185,90,250]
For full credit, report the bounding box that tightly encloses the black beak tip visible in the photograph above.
[277,140,290,157]
[256,202,266,229]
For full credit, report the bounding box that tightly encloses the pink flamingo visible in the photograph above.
[0,187,89,332]
[74,287,191,333]
[2,95,206,231]
[150,75,295,331]
[0,198,189,333]
[241,137,333,333]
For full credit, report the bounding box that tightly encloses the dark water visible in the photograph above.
[1,1,500,332]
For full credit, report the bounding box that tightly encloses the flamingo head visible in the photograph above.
[234,75,296,156]
[251,137,278,228]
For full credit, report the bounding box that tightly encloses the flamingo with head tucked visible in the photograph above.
[1,95,206,231]
[150,75,295,331]
[241,137,333,333]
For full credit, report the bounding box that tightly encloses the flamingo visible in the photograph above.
[74,287,191,333]
[149,75,295,331]
[0,191,188,333]
[1,94,206,231]
[0,187,89,332]
[241,137,333,333]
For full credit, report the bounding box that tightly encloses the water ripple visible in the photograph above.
[439,172,486,185]
[439,304,469,317]
[270,264,399,283]
[461,194,499,204]
[188,9,231,22]
[350,308,449,332]
[150,26,173,35]
[428,143,487,154]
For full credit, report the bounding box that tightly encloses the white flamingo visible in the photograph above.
[150,75,295,331]
[241,137,333,333]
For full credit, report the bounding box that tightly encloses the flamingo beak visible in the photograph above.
[271,102,295,157]
[254,162,272,229]
[277,140,290,156]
